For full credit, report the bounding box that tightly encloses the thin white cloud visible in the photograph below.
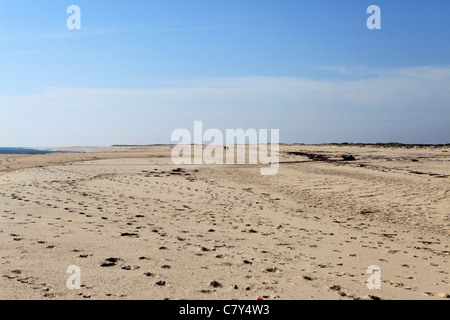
[0,26,128,42]
[1,66,449,146]
[313,65,381,76]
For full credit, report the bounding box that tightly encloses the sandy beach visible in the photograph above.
[0,144,449,300]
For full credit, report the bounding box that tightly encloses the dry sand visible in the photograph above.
[0,144,449,300]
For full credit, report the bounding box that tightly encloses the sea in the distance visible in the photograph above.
[0,147,87,155]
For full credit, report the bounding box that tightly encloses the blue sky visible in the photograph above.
[1,0,449,146]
